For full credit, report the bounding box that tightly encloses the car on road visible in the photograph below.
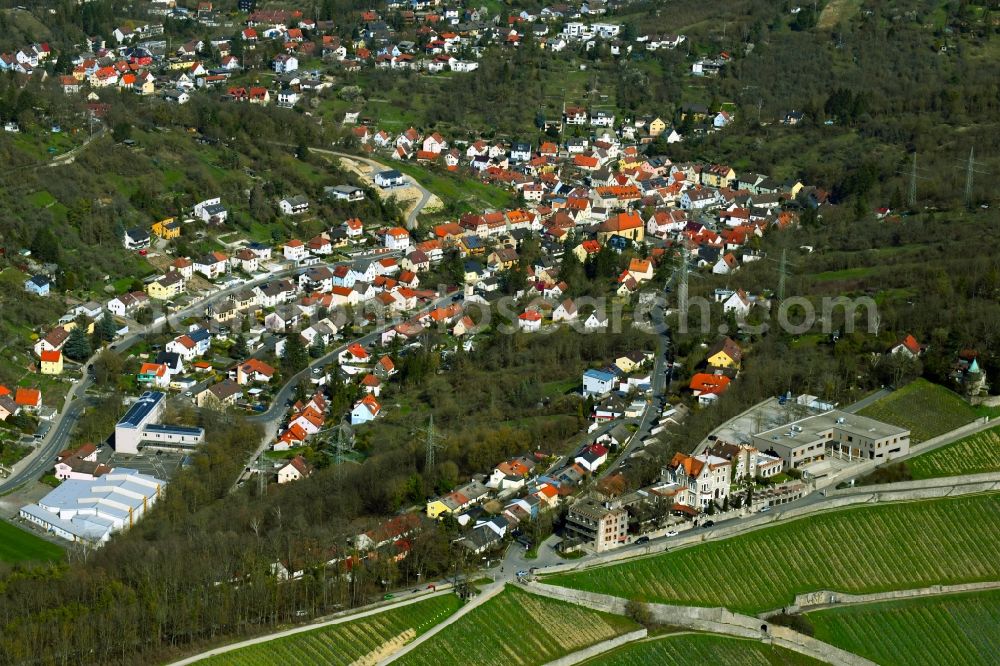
[383,593,394,600]
[702,520,715,528]
[451,293,464,302]
[758,506,771,513]
[665,530,679,537]
[516,570,528,578]
[635,536,650,544]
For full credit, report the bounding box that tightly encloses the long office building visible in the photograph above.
[114,391,204,454]
[753,410,910,470]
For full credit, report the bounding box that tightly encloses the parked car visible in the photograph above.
[702,520,715,528]
[635,536,649,544]
[758,506,771,513]
[665,530,679,537]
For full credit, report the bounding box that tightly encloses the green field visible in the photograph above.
[585,632,823,665]
[858,379,977,442]
[807,589,1000,666]
[908,424,1000,479]
[202,593,462,666]
[0,520,64,563]
[395,585,639,666]
[546,493,1000,615]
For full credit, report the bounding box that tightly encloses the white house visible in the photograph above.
[583,368,615,396]
[283,239,307,261]
[273,54,298,73]
[374,169,405,188]
[383,227,411,251]
[279,195,310,215]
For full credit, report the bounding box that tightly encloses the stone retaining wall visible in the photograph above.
[525,582,874,666]
[774,580,1000,616]
[543,630,647,666]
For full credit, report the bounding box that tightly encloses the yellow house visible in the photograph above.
[152,217,181,239]
[648,117,667,137]
[425,498,451,519]
[785,180,804,198]
[614,351,650,374]
[40,350,64,375]
[703,165,737,189]
[147,272,185,300]
[707,337,743,370]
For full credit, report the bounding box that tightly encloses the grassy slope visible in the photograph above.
[0,520,64,564]
[585,632,824,666]
[395,585,639,666]
[857,378,977,443]
[201,594,462,666]
[807,589,1000,666]
[546,493,1000,615]
[908,424,1000,479]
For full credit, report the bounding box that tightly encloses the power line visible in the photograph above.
[959,147,989,209]
[418,414,444,472]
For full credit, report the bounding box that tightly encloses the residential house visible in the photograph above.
[24,275,51,296]
[351,394,382,425]
[706,337,742,370]
[583,368,616,396]
[664,452,731,509]
[279,195,310,215]
[39,350,63,375]
[277,455,312,484]
[564,496,627,553]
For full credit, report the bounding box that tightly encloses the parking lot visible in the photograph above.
[99,448,187,481]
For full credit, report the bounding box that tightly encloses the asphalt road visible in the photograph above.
[233,289,459,491]
[0,251,397,494]
[597,293,672,479]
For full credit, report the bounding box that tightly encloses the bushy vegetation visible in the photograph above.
[546,493,1000,614]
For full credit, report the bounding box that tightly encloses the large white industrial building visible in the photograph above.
[19,468,166,544]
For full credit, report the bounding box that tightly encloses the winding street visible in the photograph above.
[0,250,399,494]
[308,147,434,230]
[231,288,459,492]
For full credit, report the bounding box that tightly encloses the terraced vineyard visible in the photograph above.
[908,425,1000,479]
[807,589,1000,665]
[201,594,461,666]
[857,378,977,442]
[395,585,639,666]
[586,632,823,665]
[546,493,1000,614]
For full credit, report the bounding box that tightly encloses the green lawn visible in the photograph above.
[389,161,514,212]
[811,266,877,282]
[546,493,1000,615]
[807,589,1000,666]
[585,632,823,665]
[908,424,1000,479]
[0,520,64,564]
[396,585,639,666]
[858,378,977,443]
[201,593,462,666]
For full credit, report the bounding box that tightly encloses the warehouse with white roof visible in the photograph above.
[19,468,166,545]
